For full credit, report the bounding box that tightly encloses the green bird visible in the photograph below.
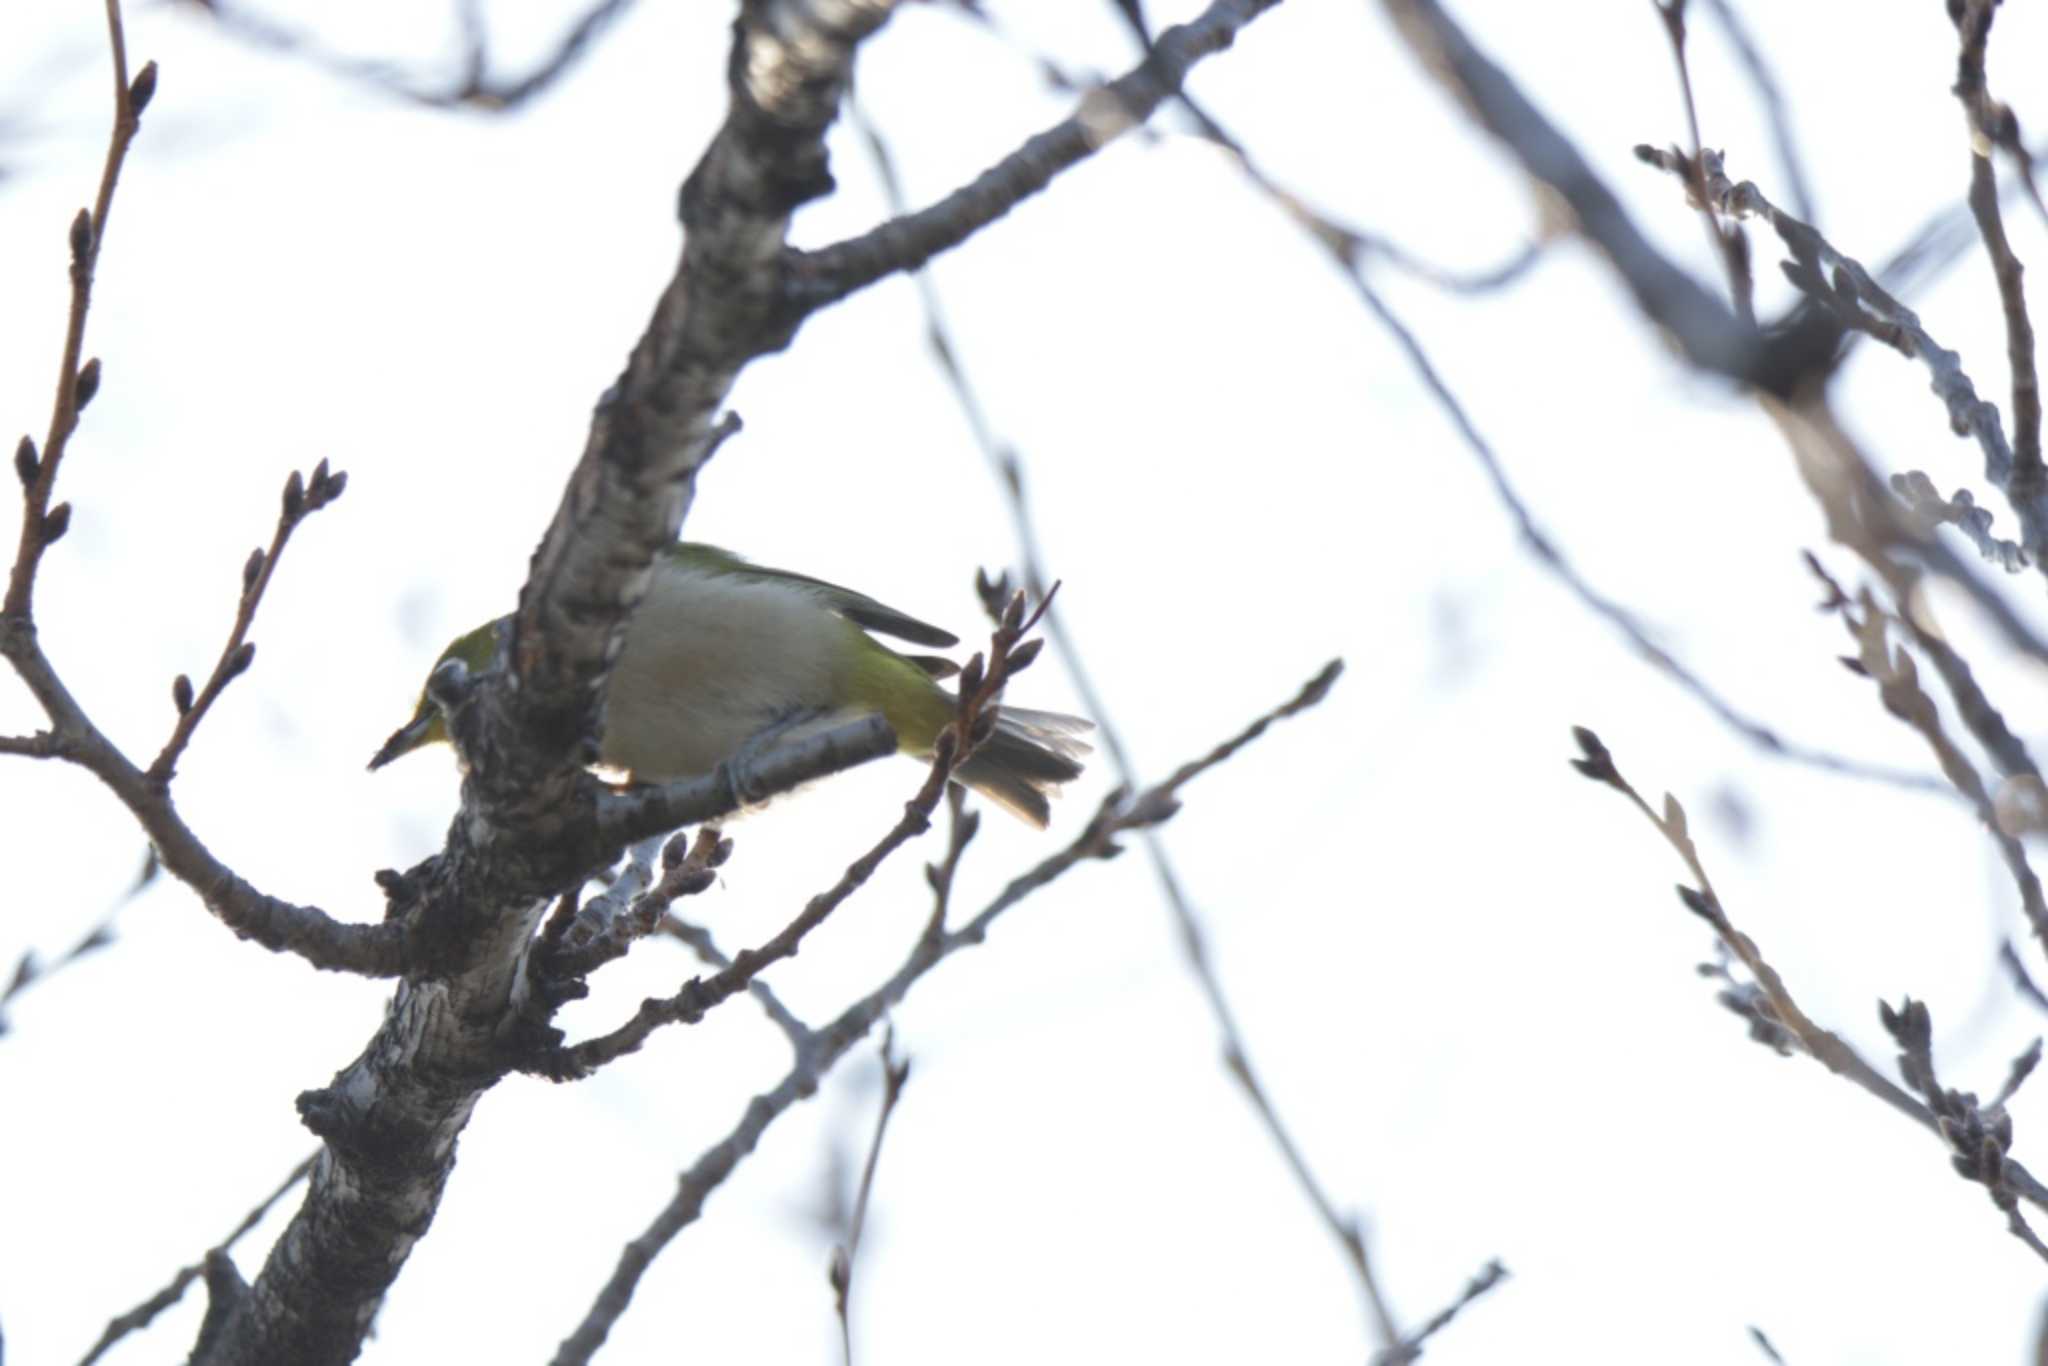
[370,543,1091,826]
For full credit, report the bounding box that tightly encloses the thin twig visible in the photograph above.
[149,461,347,787]
[1949,1,2044,514]
[540,828,731,980]
[1568,727,2048,1225]
[1699,0,1814,223]
[660,914,814,1048]
[5,2,152,616]
[829,1030,911,1366]
[0,847,153,1037]
[1748,1325,1787,1365]
[1653,0,1756,324]
[1346,251,1946,794]
[1371,1259,1509,1366]
[1878,995,2048,1265]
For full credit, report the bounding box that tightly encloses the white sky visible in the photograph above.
[5,1,2048,1362]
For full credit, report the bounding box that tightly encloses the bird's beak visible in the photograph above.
[368,712,435,772]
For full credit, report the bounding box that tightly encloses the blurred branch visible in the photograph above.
[1800,558,2048,951]
[1371,1259,1509,1366]
[188,0,637,109]
[76,1153,317,1366]
[0,847,153,1038]
[1776,408,2048,958]
[1699,0,1814,224]
[992,3,1944,797]
[1381,0,1774,387]
[1653,0,1756,324]
[904,231,1395,1336]
[550,664,1342,1364]
[828,1030,911,1366]
[1342,237,1947,793]
[853,39,1515,1349]
[1643,145,2048,584]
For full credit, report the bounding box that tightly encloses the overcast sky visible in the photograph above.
[6,2,2048,1362]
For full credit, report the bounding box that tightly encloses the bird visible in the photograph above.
[369,542,1091,826]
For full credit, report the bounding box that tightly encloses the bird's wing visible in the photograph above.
[664,543,961,649]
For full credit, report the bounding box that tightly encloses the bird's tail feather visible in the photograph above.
[955,705,1093,828]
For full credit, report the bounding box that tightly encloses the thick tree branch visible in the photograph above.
[500,0,906,808]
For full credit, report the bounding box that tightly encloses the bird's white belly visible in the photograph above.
[600,569,847,781]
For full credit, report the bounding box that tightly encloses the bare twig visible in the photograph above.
[1653,0,1757,324]
[149,461,348,786]
[660,913,814,1048]
[1949,1,2044,516]
[76,1154,317,1366]
[1371,1259,1509,1366]
[829,1030,911,1366]
[917,783,979,943]
[540,828,731,980]
[551,665,1341,1364]
[1802,572,2048,950]
[1568,727,2048,1227]
[1879,996,2048,1265]
[5,1,153,616]
[1748,1325,1788,1365]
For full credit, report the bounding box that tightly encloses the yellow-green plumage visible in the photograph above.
[372,543,1090,826]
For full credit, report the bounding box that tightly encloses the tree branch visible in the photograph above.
[551,661,1342,1363]
[788,0,1282,308]
[1568,727,2048,1223]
